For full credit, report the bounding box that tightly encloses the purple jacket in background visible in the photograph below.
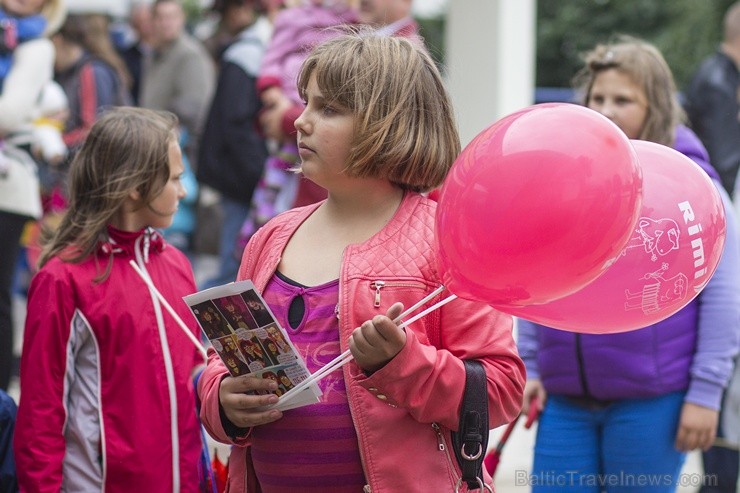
[517,125,740,410]
[258,4,357,105]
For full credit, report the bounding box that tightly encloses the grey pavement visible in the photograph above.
[8,253,704,492]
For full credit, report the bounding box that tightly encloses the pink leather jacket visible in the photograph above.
[198,192,525,492]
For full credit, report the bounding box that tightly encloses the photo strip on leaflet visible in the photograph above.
[191,300,233,339]
[183,280,321,411]
[241,288,275,327]
[213,294,259,330]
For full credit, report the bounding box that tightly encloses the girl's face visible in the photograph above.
[3,0,46,17]
[358,0,403,27]
[134,139,186,231]
[587,68,648,140]
[295,74,356,191]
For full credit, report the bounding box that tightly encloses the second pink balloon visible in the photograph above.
[499,140,727,333]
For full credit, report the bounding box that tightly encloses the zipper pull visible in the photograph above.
[335,303,340,320]
[143,230,151,263]
[432,422,445,451]
[371,281,385,307]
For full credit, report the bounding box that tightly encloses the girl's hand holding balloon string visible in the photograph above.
[350,302,406,373]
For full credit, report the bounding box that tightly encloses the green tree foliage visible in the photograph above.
[417,16,446,70]
[537,0,736,90]
[182,0,205,26]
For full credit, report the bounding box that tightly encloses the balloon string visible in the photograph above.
[397,294,457,330]
[279,286,454,406]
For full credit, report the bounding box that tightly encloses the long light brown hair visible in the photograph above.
[57,13,133,91]
[297,32,460,193]
[39,107,178,277]
[573,35,685,146]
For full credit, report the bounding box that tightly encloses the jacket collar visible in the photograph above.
[98,226,165,258]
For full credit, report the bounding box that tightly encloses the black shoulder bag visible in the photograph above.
[451,360,493,492]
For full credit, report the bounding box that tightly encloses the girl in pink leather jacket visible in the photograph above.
[198,33,525,493]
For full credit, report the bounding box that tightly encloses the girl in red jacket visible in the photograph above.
[14,107,205,492]
[198,33,526,493]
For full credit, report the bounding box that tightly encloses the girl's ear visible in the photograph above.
[128,188,142,202]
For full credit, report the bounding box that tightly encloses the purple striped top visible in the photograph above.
[252,273,365,492]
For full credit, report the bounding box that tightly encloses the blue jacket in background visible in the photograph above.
[0,390,17,492]
[163,131,198,242]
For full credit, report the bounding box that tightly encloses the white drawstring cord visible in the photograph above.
[134,235,181,493]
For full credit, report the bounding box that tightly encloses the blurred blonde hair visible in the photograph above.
[297,32,460,192]
[573,35,685,146]
[41,0,67,34]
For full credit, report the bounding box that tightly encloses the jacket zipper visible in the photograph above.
[432,422,460,484]
[370,280,428,307]
[341,261,373,492]
[575,334,593,397]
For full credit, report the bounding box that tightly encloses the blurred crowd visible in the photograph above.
[1,1,740,492]
[0,0,421,390]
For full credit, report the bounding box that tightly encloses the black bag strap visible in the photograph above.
[451,360,491,492]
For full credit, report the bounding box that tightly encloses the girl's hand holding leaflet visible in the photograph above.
[219,375,284,428]
[350,302,406,373]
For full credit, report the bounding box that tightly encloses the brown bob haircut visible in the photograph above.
[297,32,460,193]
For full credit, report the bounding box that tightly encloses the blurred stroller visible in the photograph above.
[484,395,540,478]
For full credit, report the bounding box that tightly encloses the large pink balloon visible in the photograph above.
[435,103,642,306]
[500,140,727,333]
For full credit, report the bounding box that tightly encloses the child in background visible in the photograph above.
[518,37,740,493]
[257,0,357,133]
[14,107,206,492]
[234,0,358,259]
[52,13,132,152]
[199,33,525,492]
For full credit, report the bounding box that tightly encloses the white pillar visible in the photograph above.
[445,0,536,147]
